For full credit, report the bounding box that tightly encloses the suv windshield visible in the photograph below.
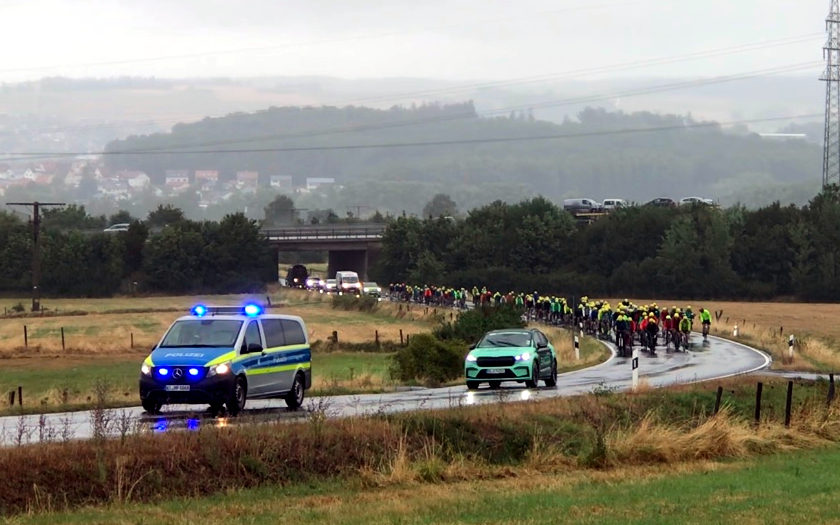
[478,332,532,348]
[160,320,243,347]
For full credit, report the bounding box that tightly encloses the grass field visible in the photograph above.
[2,376,838,522]
[16,446,840,525]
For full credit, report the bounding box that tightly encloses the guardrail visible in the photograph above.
[260,225,387,241]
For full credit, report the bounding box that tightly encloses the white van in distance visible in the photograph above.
[335,271,362,295]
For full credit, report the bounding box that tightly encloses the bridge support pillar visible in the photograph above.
[328,250,369,280]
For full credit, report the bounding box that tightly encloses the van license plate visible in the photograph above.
[487,369,505,375]
[165,385,190,392]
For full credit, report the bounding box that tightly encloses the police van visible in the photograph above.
[139,304,311,415]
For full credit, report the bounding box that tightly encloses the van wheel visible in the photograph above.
[285,373,305,410]
[226,376,247,416]
[466,381,480,390]
[142,399,162,414]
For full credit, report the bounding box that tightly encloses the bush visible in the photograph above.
[389,333,466,385]
[434,304,525,343]
[331,294,379,312]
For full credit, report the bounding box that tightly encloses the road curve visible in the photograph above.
[0,334,769,445]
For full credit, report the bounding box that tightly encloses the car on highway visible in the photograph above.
[464,328,557,390]
[305,276,323,290]
[320,278,338,294]
[602,198,628,211]
[563,198,602,215]
[679,196,715,206]
[103,223,130,232]
[645,197,677,208]
[362,281,382,298]
[139,303,311,415]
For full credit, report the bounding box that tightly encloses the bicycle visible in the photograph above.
[702,322,710,340]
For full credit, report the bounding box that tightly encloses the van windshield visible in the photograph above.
[160,320,242,347]
[342,276,359,283]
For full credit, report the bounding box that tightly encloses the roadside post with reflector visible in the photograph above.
[631,347,639,390]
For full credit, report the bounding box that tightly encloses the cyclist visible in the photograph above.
[699,307,712,340]
[645,313,659,354]
[679,314,692,351]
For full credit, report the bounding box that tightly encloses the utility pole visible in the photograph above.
[348,205,370,219]
[6,201,65,312]
[822,0,840,188]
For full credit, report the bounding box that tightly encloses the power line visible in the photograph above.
[16,59,813,158]
[0,113,821,160]
[334,32,822,106]
[0,33,818,143]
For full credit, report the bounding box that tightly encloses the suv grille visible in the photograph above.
[477,356,515,367]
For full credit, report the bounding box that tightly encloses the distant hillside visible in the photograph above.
[103,103,822,207]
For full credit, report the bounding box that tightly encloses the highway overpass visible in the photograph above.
[261,224,386,280]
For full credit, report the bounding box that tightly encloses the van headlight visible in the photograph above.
[466,354,478,362]
[208,362,231,377]
[141,363,151,376]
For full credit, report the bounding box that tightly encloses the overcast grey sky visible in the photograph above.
[0,0,827,82]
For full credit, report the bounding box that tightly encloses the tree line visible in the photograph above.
[0,206,276,298]
[373,188,840,301]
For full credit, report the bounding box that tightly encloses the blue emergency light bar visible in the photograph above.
[189,304,267,317]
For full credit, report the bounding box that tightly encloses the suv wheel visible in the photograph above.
[544,360,558,388]
[466,380,480,390]
[525,364,539,389]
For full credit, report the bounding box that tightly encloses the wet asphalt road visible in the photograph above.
[0,334,770,445]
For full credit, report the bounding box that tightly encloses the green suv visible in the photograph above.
[464,328,558,390]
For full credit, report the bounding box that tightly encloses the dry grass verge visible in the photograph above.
[0,377,837,516]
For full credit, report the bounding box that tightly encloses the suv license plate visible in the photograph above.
[486,369,505,375]
[165,385,190,392]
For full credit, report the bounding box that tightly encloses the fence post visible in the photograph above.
[714,386,723,415]
[23,325,28,348]
[828,374,836,406]
[17,386,22,407]
[61,327,65,351]
[785,381,793,428]
[131,332,134,349]
[375,330,380,347]
[788,334,795,360]
[8,391,13,407]
[399,329,404,346]
[574,335,580,361]
[733,324,739,337]
[754,382,763,425]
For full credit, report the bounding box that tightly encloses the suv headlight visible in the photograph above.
[141,363,151,376]
[514,352,532,362]
[207,362,231,377]
[466,354,477,362]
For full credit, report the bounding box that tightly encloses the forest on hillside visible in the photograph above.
[104,103,821,208]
